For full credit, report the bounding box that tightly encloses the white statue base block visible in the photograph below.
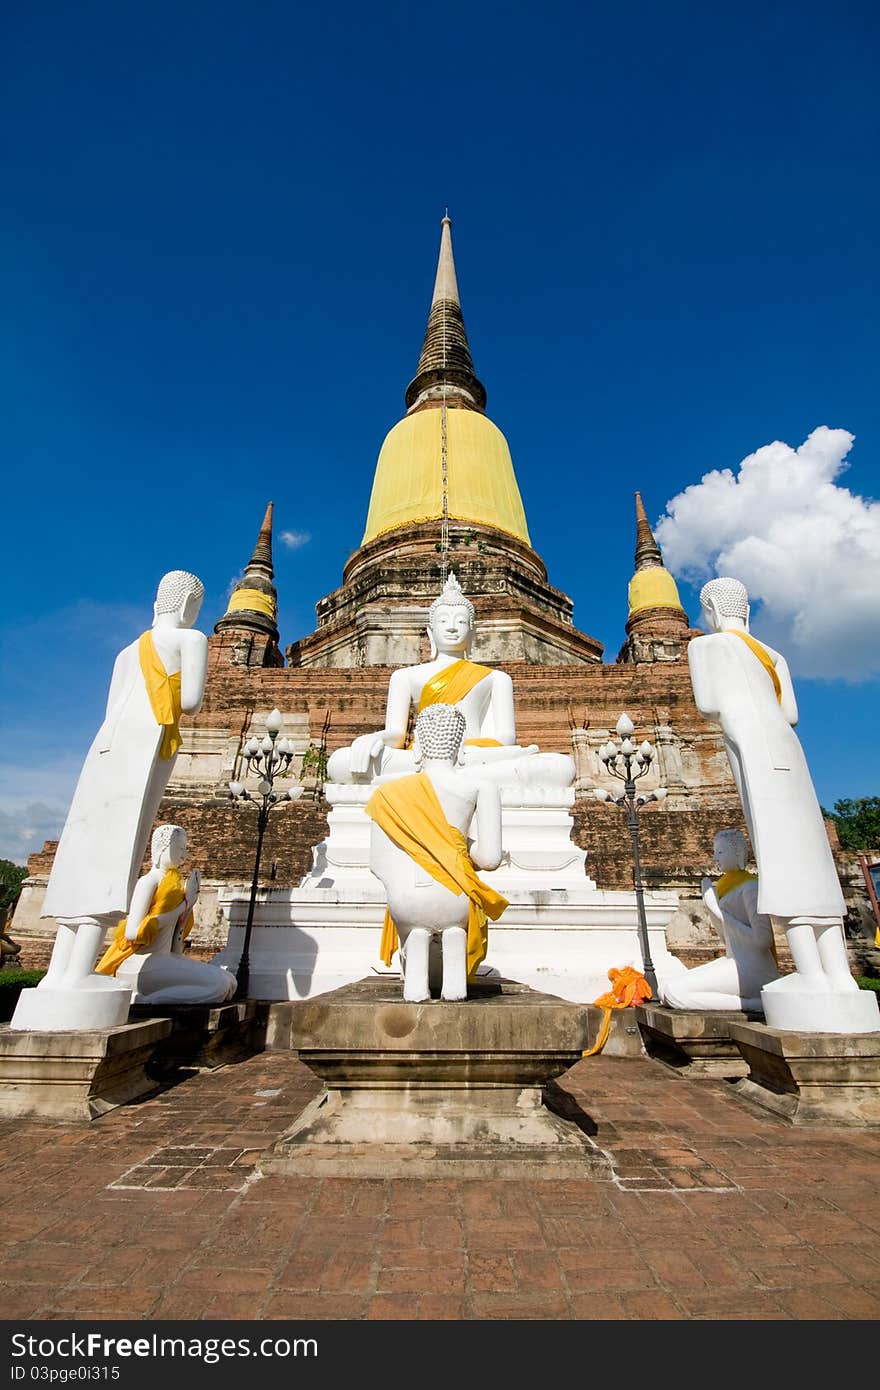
[214,782,684,1003]
[304,783,593,891]
[10,978,133,1032]
[214,888,683,1004]
[761,985,880,1035]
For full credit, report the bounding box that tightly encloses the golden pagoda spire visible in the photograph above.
[634,491,664,570]
[214,501,281,654]
[405,215,487,413]
[360,218,529,548]
[627,492,685,617]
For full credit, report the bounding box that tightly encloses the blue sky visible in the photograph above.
[1,1,878,863]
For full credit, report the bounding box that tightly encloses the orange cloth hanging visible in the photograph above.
[582,966,652,1057]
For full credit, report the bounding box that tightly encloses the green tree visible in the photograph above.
[821,797,880,851]
[0,860,27,927]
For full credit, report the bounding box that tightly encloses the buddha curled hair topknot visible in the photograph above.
[155,570,205,616]
[414,703,467,761]
[700,577,748,621]
[428,571,474,626]
[713,828,748,868]
[150,824,185,865]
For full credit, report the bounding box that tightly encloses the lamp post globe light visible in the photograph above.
[228,707,294,999]
[593,713,668,998]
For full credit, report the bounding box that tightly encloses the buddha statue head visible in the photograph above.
[154,571,205,629]
[713,828,749,874]
[699,577,749,634]
[427,572,475,658]
[413,703,467,767]
[151,823,187,870]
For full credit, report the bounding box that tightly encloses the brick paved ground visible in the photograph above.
[2,1049,879,1322]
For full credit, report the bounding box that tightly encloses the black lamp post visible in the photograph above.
[594,713,668,998]
[228,707,293,999]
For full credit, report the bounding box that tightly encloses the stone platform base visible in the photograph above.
[636,1004,753,1077]
[728,1021,880,1126]
[262,976,609,1178]
[0,1019,172,1122]
[128,1001,263,1073]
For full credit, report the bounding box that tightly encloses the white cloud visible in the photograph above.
[656,427,880,680]
[0,760,80,865]
[279,530,311,551]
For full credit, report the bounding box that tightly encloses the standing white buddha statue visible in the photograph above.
[13,570,209,1031]
[326,572,575,790]
[366,703,508,1002]
[688,576,879,1033]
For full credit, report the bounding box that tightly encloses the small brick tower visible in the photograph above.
[213,501,284,667]
[618,492,692,664]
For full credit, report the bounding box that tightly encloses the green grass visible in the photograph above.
[856,976,880,993]
[0,968,45,1022]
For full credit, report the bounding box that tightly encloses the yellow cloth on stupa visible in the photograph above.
[138,631,183,759]
[95,867,193,977]
[365,772,508,980]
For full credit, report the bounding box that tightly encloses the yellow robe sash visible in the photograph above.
[716,868,758,900]
[138,631,183,760]
[728,630,782,704]
[414,660,503,749]
[365,772,509,980]
[95,867,193,976]
[714,867,778,964]
[417,659,494,713]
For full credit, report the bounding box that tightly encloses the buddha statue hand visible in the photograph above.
[348,733,387,778]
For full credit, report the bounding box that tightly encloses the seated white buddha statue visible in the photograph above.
[326,572,575,790]
[95,824,236,1006]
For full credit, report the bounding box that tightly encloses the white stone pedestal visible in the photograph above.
[761,984,880,1035]
[302,783,594,892]
[214,885,683,1004]
[11,978,132,1032]
[215,783,683,1004]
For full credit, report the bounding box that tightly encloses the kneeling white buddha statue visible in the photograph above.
[96,824,236,1006]
[366,704,509,1002]
[326,572,575,790]
[661,829,780,1012]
